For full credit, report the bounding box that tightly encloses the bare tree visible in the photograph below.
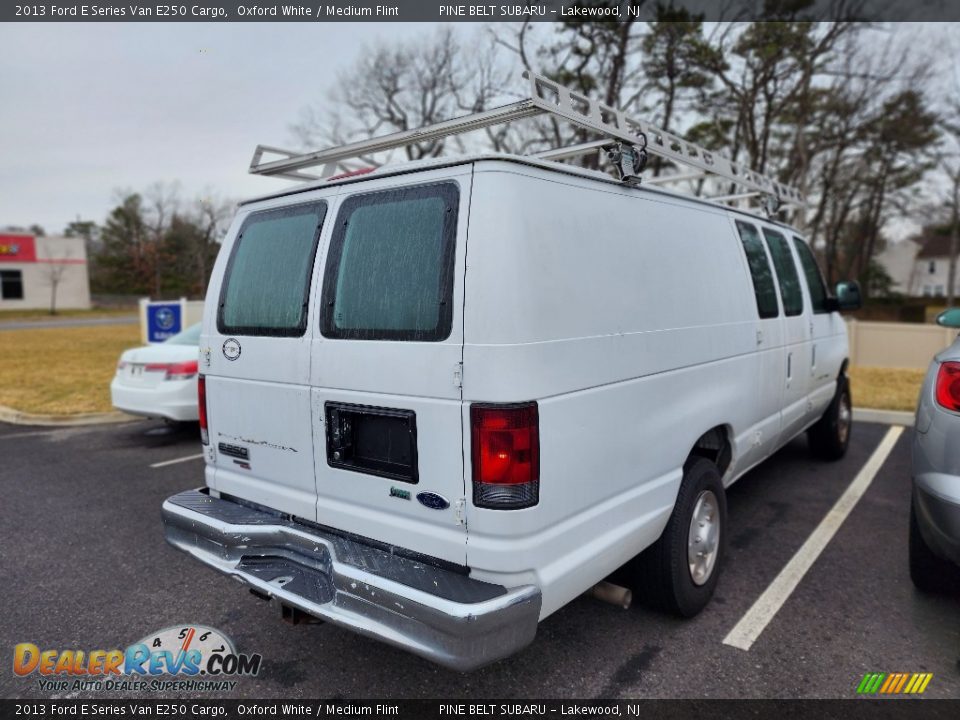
[941,107,960,308]
[41,243,71,316]
[292,27,515,165]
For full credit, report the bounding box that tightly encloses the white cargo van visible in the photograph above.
[162,72,862,670]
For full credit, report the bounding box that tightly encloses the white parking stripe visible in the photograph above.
[150,453,204,469]
[722,425,904,651]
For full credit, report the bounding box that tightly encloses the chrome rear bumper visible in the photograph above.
[162,489,541,671]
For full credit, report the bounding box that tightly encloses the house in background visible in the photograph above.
[876,237,922,296]
[876,228,958,298]
[911,233,959,298]
[0,233,91,311]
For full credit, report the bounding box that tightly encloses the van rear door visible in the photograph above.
[309,169,470,566]
[202,193,334,520]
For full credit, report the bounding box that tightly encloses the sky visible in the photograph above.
[0,22,957,240]
[0,22,443,233]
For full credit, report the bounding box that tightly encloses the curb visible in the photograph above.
[853,408,914,427]
[0,405,138,427]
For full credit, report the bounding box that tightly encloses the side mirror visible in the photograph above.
[832,280,862,312]
[936,308,960,328]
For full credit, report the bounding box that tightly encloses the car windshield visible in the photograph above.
[164,323,202,346]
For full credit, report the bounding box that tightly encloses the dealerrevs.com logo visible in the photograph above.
[13,625,262,693]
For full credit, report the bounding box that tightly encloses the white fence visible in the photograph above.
[847,319,958,369]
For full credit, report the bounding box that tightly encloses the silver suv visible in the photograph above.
[911,308,960,590]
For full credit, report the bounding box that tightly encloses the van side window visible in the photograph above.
[321,182,459,341]
[218,202,327,337]
[762,228,804,317]
[793,237,829,313]
[735,221,779,319]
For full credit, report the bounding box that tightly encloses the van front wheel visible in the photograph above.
[632,457,726,617]
[808,375,852,461]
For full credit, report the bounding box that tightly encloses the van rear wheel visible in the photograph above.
[808,374,851,461]
[632,457,726,617]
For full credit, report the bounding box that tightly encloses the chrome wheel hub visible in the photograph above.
[688,489,720,586]
[838,391,852,445]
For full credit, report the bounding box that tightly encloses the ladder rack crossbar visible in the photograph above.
[249,70,804,208]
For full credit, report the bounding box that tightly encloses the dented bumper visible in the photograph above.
[161,489,541,671]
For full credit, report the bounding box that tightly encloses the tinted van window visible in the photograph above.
[321,183,458,341]
[218,202,326,337]
[763,228,804,317]
[735,221,779,319]
[793,237,829,313]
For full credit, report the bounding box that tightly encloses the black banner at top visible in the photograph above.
[3,0,960,23]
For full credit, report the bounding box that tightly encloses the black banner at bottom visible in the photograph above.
[4,699,960,720]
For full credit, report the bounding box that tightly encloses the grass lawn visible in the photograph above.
[849,366,924,413]
[0,324,142,414]
[0,326,929,416]
[0,307,136,322]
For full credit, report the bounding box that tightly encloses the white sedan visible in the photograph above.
[110,323,201,422]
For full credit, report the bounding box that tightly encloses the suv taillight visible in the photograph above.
[198,374,209,445]
[935,361,960,413]
[470,402,539,510]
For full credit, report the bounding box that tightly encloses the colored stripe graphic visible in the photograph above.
[857,672,932,694]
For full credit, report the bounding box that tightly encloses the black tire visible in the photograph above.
[808,374,852,461]
[632,457,727,617]
[909,494,952,593]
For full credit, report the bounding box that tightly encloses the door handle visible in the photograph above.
[787,352,792,380]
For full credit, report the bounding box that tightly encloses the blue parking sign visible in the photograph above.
[147,303,182,342]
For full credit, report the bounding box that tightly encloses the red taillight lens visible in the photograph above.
[143,360,198,381]
[166,360,198,381]
[935,361,960,412]
[198,374,209,445]
[470,402,539,510]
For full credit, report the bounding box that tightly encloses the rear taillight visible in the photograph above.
[198,374,209,445]
[143,360,198,381]
[470,402,539,510]
[935,361,960,413]
[165,360,199,381]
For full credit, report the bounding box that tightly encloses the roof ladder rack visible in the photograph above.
[250,70,805,211]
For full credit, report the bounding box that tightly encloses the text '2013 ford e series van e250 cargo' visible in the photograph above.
[161,72,862,671]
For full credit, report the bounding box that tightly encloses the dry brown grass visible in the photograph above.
[0,308,136,322]
[0,325,141,414]
[849,366,925,413]
[0,326,929,416]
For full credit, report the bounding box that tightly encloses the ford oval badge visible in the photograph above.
[417,492,449,511]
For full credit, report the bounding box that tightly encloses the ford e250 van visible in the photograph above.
[162,72,861,671]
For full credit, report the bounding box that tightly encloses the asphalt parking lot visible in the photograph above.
[1,419,958,699]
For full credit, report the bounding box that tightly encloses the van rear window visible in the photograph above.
[218,202,326,337]
[321,183,458,341]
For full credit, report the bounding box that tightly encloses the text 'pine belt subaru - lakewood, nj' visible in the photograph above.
[161,72,862,671]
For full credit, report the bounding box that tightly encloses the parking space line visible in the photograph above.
[722,425,904,652]
[150,453,204,469]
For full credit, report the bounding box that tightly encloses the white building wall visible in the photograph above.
[911,256,958,298]
[0,234,91,311]
[875,239,919,295]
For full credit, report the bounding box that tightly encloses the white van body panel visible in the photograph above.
[176,154,850,665]
[459,163,820,616]
[306,167,472,566]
